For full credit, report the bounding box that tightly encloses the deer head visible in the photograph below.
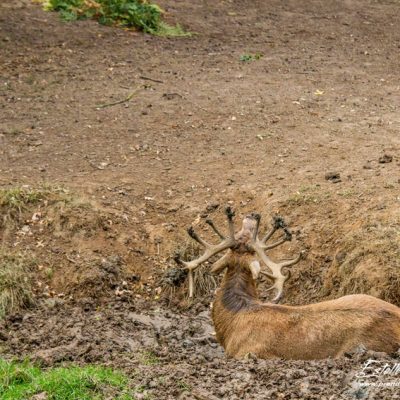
[175,206,303,302]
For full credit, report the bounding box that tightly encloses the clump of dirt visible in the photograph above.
[62,254,125,298]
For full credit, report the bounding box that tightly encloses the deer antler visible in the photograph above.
[250,215,302,303]
[175,207,237,297]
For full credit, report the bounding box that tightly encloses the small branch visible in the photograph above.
[96,89,139,109]
[139,75,164,84]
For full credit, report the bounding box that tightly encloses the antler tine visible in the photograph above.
[175,207,237,297]
[251,240,303,303]
[205,219,225,240]
[262,227,292,250]
[261,215,286,244]
[251,213,261,241]
[225,206,236,239]
[187,226,210,248]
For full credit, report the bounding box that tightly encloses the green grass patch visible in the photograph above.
[155,22,190,37]
[240,53,263,62]
[337,188,356,198]
[176,379,191,393]
[0,359,135,400]
[0,185,72,224]
[41,0,191,36]
[286,185,330,206]
[0,251,36,319]
[0,187,46,214]
[139,350,159,366]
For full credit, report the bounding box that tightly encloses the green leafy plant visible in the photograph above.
[41,0,190,36]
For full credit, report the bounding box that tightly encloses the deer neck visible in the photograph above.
[212,263,260,346]
[218,264,259,312]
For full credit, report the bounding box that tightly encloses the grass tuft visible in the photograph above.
[177,379,192,393]
[0,185,70,226]
[0,251,36,319]
[140,350,160,366]
[286,185,330,206]
[0,188,45,214]
[155,22,192,37]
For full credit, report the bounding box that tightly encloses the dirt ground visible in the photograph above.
[1,0,400,398]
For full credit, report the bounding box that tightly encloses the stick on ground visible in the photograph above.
[96,89,140,109]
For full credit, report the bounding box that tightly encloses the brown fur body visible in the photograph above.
[212,257,400,360]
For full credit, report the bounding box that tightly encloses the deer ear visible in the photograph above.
[249,260,261,280]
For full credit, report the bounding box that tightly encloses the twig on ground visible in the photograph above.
[96,89,140,109]
[139,75,164,83]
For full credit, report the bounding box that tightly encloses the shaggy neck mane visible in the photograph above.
[219,261,260,312]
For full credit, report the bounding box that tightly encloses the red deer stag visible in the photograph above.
[175,207,400,360]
